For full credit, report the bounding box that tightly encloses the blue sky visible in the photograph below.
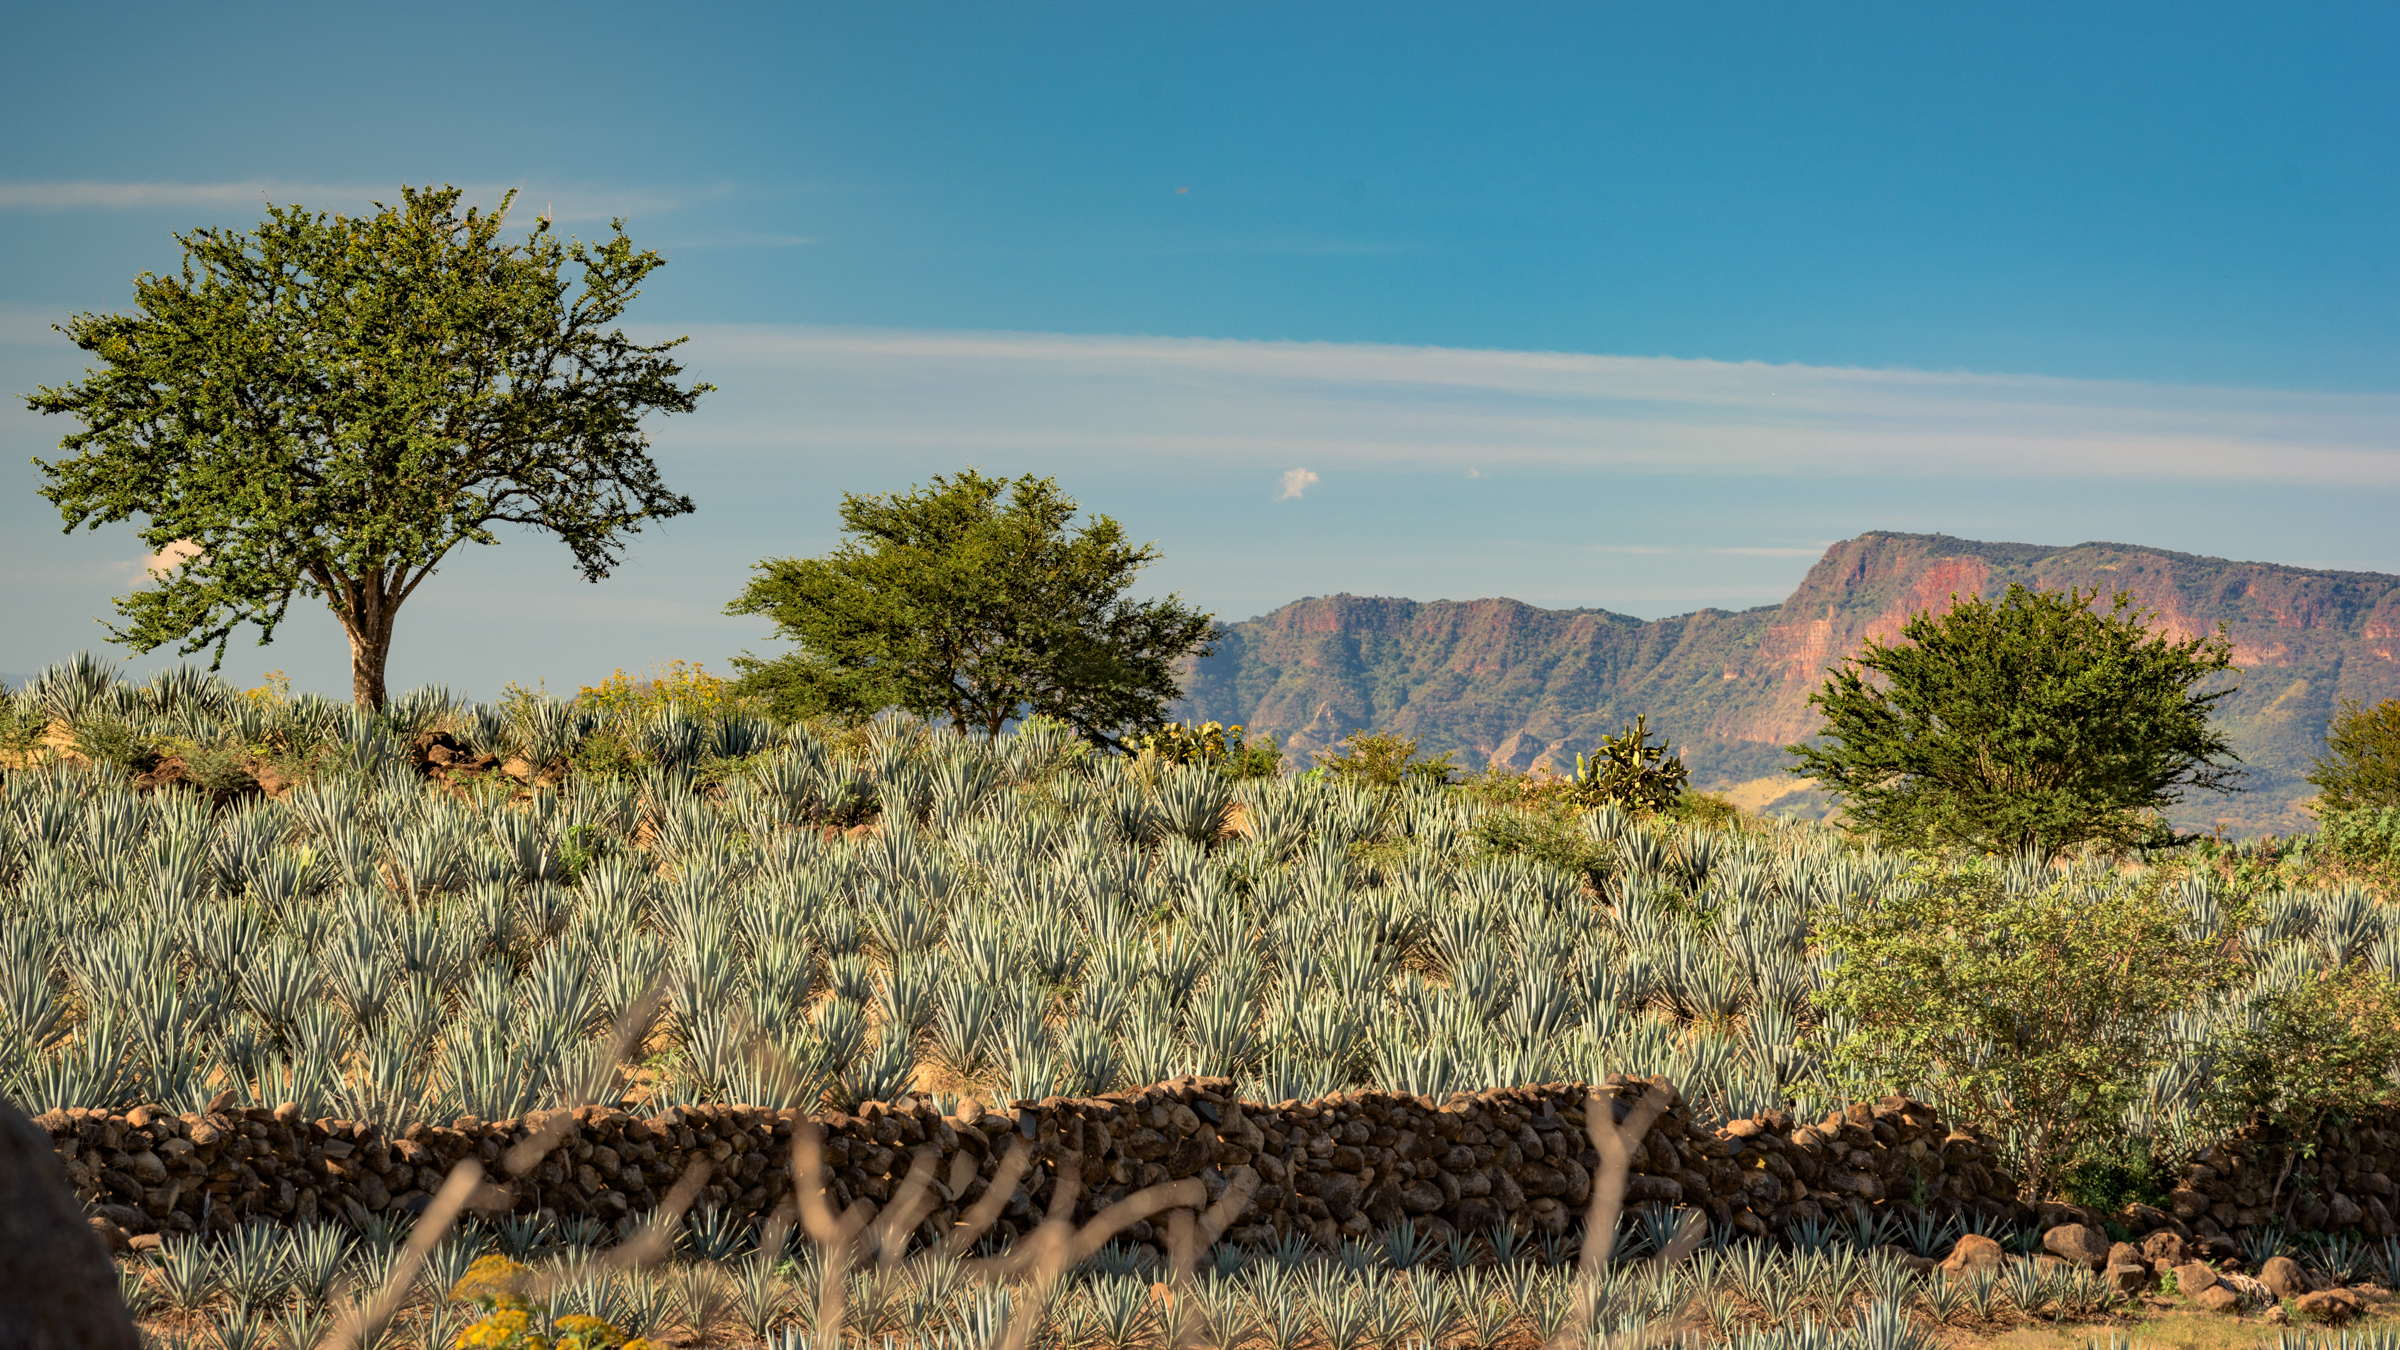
[4,2,2398,698]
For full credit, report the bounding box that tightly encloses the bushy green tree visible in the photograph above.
[2310,697,2400,814]
[1312,730,1457,788]
[25,186,706,708]
[1788,584,2240,857]
[1812,866,2217,1201]
[728,471,1214,747]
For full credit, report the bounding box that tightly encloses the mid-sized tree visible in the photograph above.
[26,186,708,708]
[2309,697,2400,814]
[1787,584,2240,857]
[728,471,1215,747]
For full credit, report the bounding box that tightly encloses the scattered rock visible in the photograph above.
[2173,1261,2221,1297]
[2221,1270,2272,1305]
[2105,1262,2152,1294]
[2043,1223,2112,1270]
[2195,1285,2242,1314]
[2261,1255,2311,1299]
[1876,1245,1936,1275]
[2297,1289,2364,1324]
[1941,1234,2007,1274]
[86,1216,128,1253]
[2140,1230,2189,1271]
[2122,1202,2173,1232]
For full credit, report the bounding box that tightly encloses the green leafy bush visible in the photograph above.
[1312,730,1455,789]
[2208,962,2400,1215]
[1471,804,1610,881]
[0,691,50,766]
[176,738,256,798]
[70,715,159,774]
[1812,863,2216,1200]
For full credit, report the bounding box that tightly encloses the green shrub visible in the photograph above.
[1813,863,2216,1201]
[177,738,256,798]
[1666,791,1738,829]
[0,692,50,766]
[2209,962,2400,1215]
[70,715,159,774]
[1312,730,1455,789]
[1471,804,1609,881]
[2060,1149,2173,1214]
[2317,807,2400,880]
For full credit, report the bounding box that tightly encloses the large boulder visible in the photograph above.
[0,1100,139,1349]
[2261,1255,2311,1299]
[1940,1233,2006,1274]
[2173,1261,2220,1297]
[2043,1223,2112,1270]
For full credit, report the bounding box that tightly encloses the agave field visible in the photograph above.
[106,1200,2400,1350]
[4,656,2400,1347]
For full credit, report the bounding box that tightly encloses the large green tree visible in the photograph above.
[1787,584,2240,856]
[728,471,1215,747]
[26,185,707,708]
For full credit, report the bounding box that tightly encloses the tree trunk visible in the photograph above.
[336,567,402,709]
[349,626,391,710]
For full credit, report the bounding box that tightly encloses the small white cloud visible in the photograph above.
[142,539,202,577]
[1277,468,1319,501]
[1466,468,1483,479]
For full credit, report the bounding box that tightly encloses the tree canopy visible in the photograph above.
[2309,697,2400,814]
[1787,584,2240,856]
[25,185,707,707]
[727,471,1215,747]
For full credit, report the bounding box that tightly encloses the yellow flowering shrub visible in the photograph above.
[574,660,747,725]
[449,1254,641,1350]
[450,1255,531,1309]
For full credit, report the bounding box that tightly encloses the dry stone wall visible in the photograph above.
[2170,1116,2400,1242]
[37,1076,2028,1252]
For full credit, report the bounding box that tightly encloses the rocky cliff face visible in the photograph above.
[1177,532,2400,834]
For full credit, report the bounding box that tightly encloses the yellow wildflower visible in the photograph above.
[551,1313,625,1347]
[451,1254,532,1305]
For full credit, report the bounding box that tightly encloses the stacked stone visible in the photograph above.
[2169,1118,2400,1244]
[35,1077,2025,1254]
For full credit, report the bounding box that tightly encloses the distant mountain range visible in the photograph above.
[1176,532,2400,835]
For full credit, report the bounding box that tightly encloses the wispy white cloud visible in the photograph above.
[1277,468,1319,500]
[673,324,2400,487]
[0,180,688,221]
